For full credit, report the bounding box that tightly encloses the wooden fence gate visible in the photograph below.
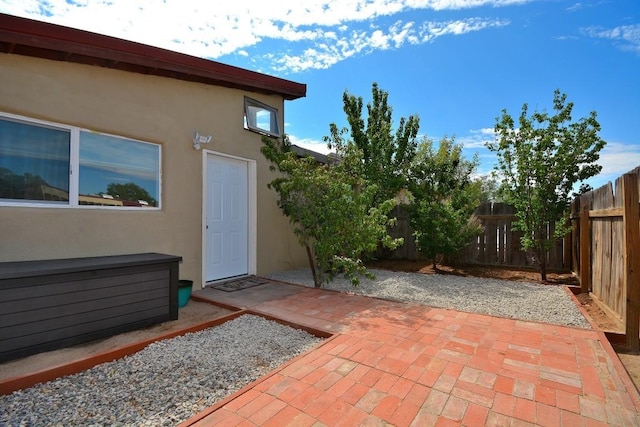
[571,167,640,349]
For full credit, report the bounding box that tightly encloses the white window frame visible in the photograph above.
[243,97,281,138]
[0,112,162,210]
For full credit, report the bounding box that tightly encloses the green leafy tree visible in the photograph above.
[477,171,503,204]
[573,183,594,198]
[408,137,483,267]
[262,135,402,287]
[486,89,606,280]
[106,182,157,206]
[324,82,420,206]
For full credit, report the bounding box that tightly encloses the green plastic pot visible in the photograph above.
[178,280,193,308]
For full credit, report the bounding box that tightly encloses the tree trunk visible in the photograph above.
[537,245,547,281]
[540,258,547,281]
[306,244,321,287]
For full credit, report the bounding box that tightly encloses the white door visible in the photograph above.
[205,154,249,282]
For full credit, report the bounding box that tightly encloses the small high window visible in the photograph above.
[244,97,280,137]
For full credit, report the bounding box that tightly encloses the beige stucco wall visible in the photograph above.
[0,53,307,286]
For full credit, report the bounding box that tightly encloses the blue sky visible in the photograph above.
[2,0,639,189]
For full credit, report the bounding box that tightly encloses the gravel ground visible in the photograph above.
[268,268,591,329]
[1,269,590,425]
[0,315,323,426]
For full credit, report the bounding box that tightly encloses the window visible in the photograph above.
[0,118,70,204]
[244,97,280,137]
[0,113,161,208]
[79,131,160,207]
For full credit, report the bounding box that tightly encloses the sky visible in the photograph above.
[2,0,639,190]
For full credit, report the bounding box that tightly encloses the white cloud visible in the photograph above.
[271,17,509,72]
[581,24,640,54]
[0,0,516,72]
[455,127,495,148]
[423,0,530,10]
[566,3,583,12]
[591,142,640,179]
[287,134,334,155]
[419,17,508,40]
[565,140,640,191]
[370,29,391,49]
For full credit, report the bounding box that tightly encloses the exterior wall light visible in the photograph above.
[193,132,212,150]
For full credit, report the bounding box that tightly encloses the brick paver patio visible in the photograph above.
[181,280,640,426]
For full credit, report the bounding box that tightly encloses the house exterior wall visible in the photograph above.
[0,53,307,286]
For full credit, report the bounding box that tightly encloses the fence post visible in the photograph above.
[571,199,580,274]
[623,173,640,350]
[580,203,591,294]
[563,216,572,271]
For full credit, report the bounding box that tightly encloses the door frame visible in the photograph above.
[201,150,257,287]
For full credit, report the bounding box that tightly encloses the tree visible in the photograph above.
[486,89,606,280]
[106,182,157,206]
[573,183,594,198]
[261,135,402,287]
[408,136,483,268]
[324,82,420,206]
[477,171,503,204]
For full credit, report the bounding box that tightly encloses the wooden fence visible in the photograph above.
[454,203,569,270]
[379,202,570,270]
[378,167,640,349]
[571,167,640,349]
[376,205,420,260]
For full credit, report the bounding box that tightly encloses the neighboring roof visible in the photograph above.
[290,144,330,164]
[0,13,306,100]
[289,144,342,165]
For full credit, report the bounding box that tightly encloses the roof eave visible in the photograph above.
[0,13,306,100]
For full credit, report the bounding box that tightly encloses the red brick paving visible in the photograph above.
[182,281,640,426]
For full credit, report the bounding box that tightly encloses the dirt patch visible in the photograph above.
[573,292,623,332]
[0,300,233,382]
[367,259,640,392]
[367,259,578,285]
[615,349,640,392]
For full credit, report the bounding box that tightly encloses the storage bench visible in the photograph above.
[0,253,182,363]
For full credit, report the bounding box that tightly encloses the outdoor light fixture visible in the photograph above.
[192,131,212,150]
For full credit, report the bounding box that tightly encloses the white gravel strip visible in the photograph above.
[267,268,591,329]
[0,315,323,426]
